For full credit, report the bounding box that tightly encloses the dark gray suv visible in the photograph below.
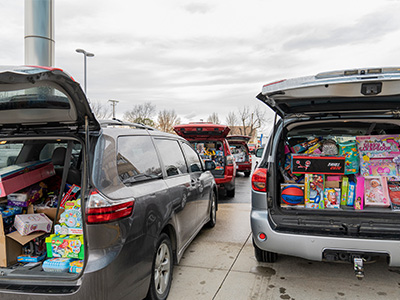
[0,66,218,300]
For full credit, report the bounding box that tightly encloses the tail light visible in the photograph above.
[251,168,267,192]
[86,190,135,224]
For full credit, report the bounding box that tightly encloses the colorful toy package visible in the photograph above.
[46,234,84,259]
[339,140,359,174]
[355,176,364,210]
[323,187,341,208]
[69,259,83,274]
[54,199,82,235]
[280,184,305,207]
[364,176,390,207]
[347,181,356,206]
[14,213,52,236]
[356,135,400,176]
[387,181,400,210]
[43,257,73,272]
[340,176,349,206]
[305,174,325,209]
[368,160,398,177]
[290,137,321,154]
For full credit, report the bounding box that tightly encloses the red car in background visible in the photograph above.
[174,123,236,197]
[248,143,257,154]
[227,135,252,177]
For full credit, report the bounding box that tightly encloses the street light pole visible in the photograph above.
[108,99,119,119]
[75,48,94,94]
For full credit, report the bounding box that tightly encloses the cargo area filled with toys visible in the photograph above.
[193,141,226,176]
[0,140,84,277]
[278,122,400,213]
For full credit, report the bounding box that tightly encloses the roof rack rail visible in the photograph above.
[99,119,155,130]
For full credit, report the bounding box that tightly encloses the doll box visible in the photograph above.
[364,176,390,207]
[291,155,345,175]
[14,213,52,236]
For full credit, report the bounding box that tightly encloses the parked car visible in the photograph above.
[0,66,218,300]
[227,135,252,177]
[174,123,236,197]
[248,143,257,154]
[251,67,400,278]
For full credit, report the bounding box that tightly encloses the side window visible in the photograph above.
[154,139,188,177]
[181,142,202,172]
[117,136,162,185]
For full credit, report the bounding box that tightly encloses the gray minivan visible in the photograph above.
[0,66,218,299]
[251,67,400,278]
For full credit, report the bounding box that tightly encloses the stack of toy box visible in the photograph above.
[281,134,400,211]
[43,196,84,273]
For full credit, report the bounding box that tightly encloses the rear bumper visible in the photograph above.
[251,209,400,266]
[236,162,251,172]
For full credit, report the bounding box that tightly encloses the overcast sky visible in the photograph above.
[1,0,400,132]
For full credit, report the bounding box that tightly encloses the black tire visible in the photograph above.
[206,191,217,228]
[253,239,278,263]
[146,233,173,300]
[226,187,235,198]
[244,171,251,177]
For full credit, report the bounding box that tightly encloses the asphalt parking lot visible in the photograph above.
[169,173,400,300]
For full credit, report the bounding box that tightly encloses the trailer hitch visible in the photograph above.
[353,257,365,280]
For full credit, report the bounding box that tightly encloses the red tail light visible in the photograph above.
[86,190,134,224]
[251,168,267,192]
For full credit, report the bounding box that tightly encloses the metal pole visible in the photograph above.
[83,54,87,93]
[108,100,119,119]
[76,49,94,94]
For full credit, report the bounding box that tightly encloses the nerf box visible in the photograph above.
[14,213,52,236]
[291,155,345,175]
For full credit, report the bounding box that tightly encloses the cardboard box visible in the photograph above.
[35,207,64,222]
[0,214,46,267]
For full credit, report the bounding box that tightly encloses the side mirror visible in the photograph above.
[255,148,264,158]
[204,160,216,171]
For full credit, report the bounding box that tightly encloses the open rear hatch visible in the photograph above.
[174,123,230,178]
[0,66,97,285]
[0,66,100,131]
[257,67,400,239]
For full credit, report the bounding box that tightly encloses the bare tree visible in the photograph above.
[226,106,270,141]
[156,109,181,133]
[237,106,265,138]
[225,111,238,128]
[89,99,112,120]
[207,112,220,124]
[123,102,156,126]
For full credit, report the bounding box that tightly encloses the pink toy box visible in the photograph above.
[0,161,55,197]
[356,135,400,176]
[14,213,52,236]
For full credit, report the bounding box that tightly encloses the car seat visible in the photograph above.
[51,147,81,185]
